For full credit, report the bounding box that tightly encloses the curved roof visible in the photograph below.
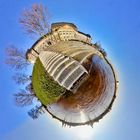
[39,51,88,91]
[51,22,78,31]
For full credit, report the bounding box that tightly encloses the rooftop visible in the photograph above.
[51,22,78,31]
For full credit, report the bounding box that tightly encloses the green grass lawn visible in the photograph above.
[32,58,66,106]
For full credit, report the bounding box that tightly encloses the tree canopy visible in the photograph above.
[5,45,30,70]
[19,3,51,37]
[14,89,35,107]
[28,105,45,119]
[12,73,31,85]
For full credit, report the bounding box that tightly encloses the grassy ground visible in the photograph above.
[32,58,66,106]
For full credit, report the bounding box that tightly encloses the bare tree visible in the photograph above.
[19,3,51,37]
[25,82,34,94]
[28,105,45,119]
[5,45,30,70]
[94,42,107,57]
[14,89,35,107]
[12,73,31,85]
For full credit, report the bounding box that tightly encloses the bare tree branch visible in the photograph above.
[28,105,45,119]
[14,89,35,107]
[94,42,107,57]
[19,3,51,37]
[12,73,31,85]
[25,82,34,94]
[5,45,30,70]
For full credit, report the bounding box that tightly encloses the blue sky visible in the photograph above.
[0,0,140,139]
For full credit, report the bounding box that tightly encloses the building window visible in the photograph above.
[48,41,52,45]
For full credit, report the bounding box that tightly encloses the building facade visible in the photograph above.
[26,22,92,63]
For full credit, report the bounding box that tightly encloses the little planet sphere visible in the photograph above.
[26,22,117,127]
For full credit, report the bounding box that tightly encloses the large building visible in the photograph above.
[26,22,92,63]
[27,22,117,127]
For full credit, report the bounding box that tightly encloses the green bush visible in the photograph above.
[32,58,65,105]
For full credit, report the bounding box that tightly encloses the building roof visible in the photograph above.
[51,22,78,31]
[78,31,91,38]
